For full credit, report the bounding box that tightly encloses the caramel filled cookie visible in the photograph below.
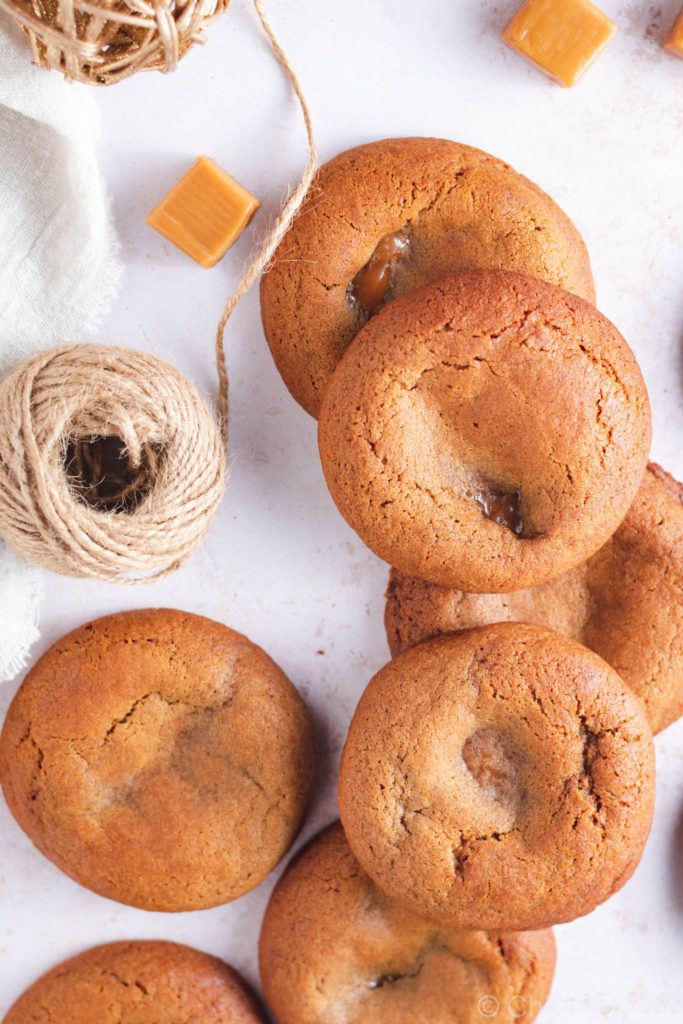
[261,137,595,417]
[2,941,265,1023]
[386,462,683,734]
[259,822,555,1024]
[318,270,651,593]
[0,609,318,911]
[338,624,655,931]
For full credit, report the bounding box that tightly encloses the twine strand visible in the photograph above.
[1,0,319,444]
[214,0,319,444]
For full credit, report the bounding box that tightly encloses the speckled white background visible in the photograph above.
[1,0,682,1019]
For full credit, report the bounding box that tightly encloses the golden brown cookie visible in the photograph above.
[338,624,655,931]
[259,822,556,1024]
[318,270,651,593]
[0,609,318,911]
[2,941,265,1023]
[385,462,683,734]
[261,137,595,417]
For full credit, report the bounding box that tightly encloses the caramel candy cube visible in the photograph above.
[146,156,261,268]
[665,7,683,59]
[502,0,617,87]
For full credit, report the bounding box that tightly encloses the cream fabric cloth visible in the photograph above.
[0,13,122,680]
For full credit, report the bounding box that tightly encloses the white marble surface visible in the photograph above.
[1,0,683,1019]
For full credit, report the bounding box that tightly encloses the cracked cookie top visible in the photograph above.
[260,137,595,418]
[385,462,683,734]
[337,623,655,931]
[3,941,265,1023]
[0,609,318,911]
[259,822,555,1024]
[318,269,651,593]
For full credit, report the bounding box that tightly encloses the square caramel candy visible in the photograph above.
[665,7,683,59]
[502,0,617,87]
[146,156,261,268]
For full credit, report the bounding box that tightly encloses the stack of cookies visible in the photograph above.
[257,137,683,1022]
[1,137,680,1024]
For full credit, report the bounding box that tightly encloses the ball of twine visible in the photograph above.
[0,0,230,85]
[0,344,225,583]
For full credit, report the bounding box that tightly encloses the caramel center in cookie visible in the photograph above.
[403,363,547,540]
[462,729,524,810]
[348,232,409,316]
[474,486,525,535]
[368,960,425,991]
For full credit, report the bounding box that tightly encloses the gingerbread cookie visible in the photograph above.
[385,462,683,734]
[0,609,318,911]
[2,941,265,1023]
[259,821,556,1024]
[318,270,651,593]
[261,137,595,417]
[338,624,655,931]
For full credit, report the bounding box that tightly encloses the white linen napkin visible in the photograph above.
[0,13,122,681]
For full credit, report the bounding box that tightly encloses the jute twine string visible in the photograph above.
[214,0,319,442]
[0,345,225,582]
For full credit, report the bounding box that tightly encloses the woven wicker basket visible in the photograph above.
[0,0,230,84]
